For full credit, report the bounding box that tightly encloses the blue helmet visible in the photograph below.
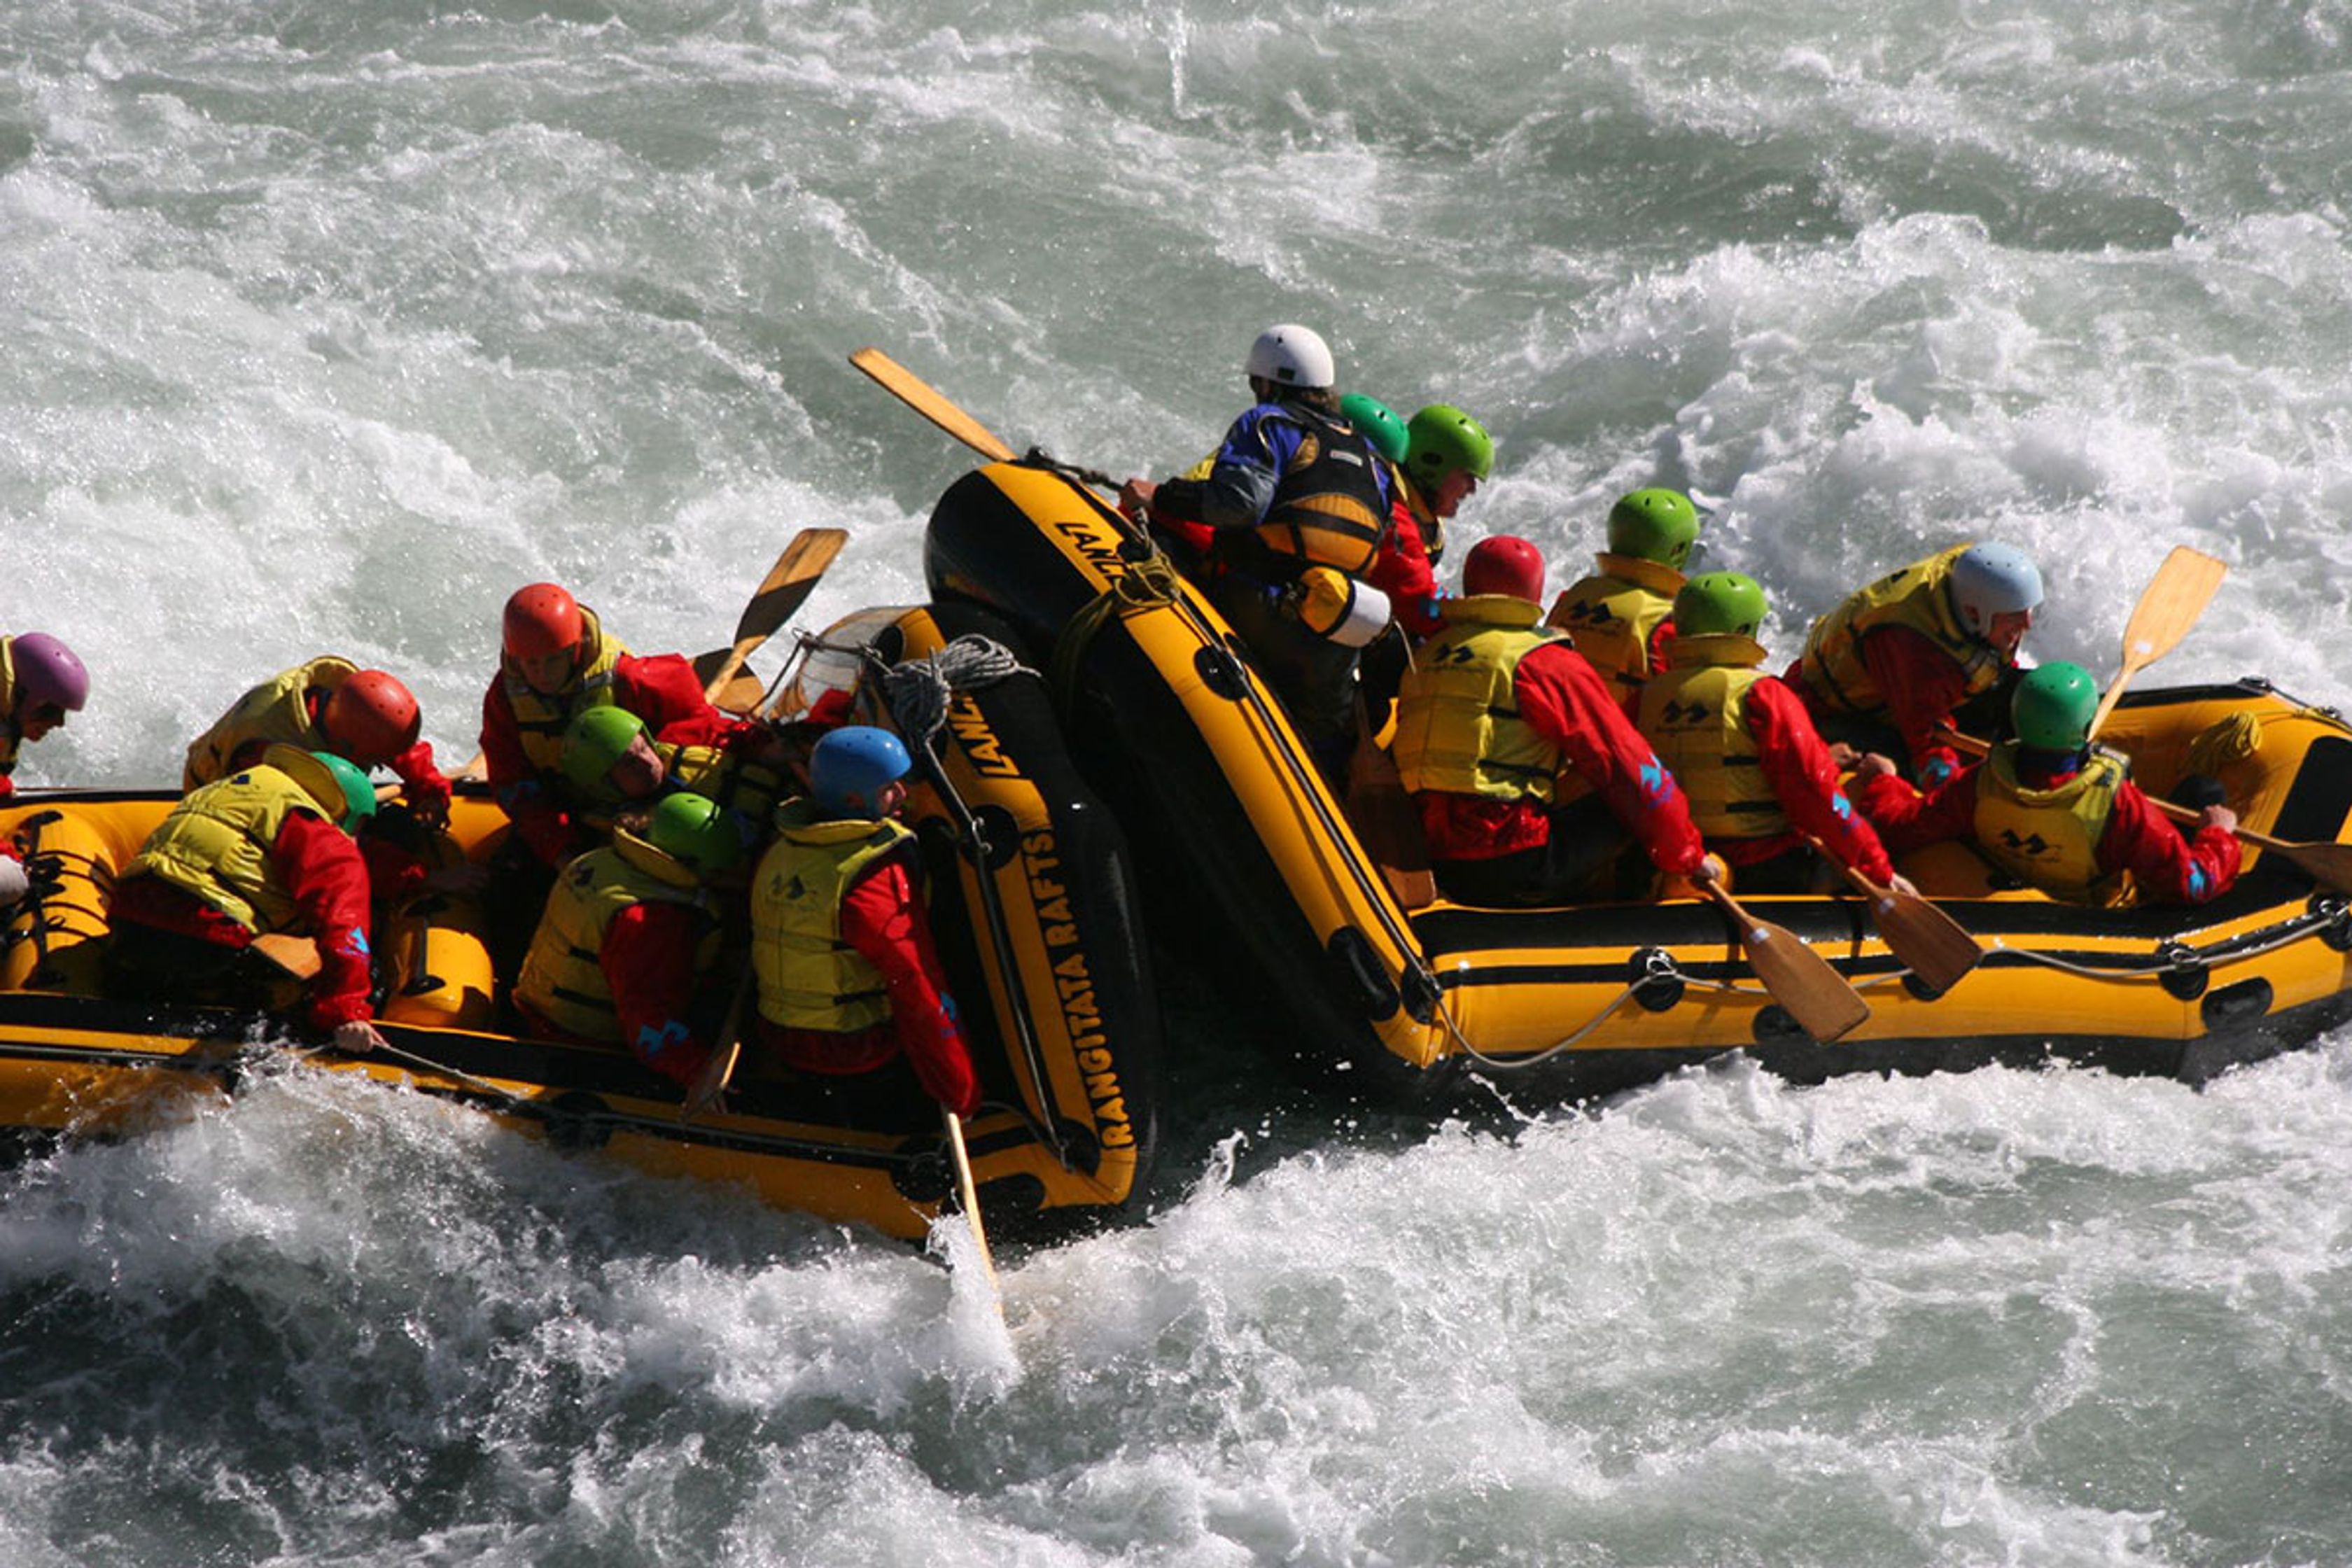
[811,725,912,814]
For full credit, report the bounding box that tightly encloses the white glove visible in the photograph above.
[0,857,27,908]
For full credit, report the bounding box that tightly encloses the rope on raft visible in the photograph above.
[880,635,1033,748]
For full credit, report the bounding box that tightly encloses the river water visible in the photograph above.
[6,1,2351,1562]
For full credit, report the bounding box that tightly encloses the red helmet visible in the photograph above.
[503,583,584,661]
[1462,535,1546,601]
[321,669,422,767]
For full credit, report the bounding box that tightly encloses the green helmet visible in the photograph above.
[1606,489,1702,570]
[562,705,650,793]
[1338,393,1410,465]
[2012,661,2099,752]
[1404,405,1494,484]
[647,790,740,877]
[1672,572,1768,639]
[311,750,378,834]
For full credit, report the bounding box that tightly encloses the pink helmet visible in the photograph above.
[9,634,90,714]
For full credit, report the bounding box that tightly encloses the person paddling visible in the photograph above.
[1391,536,1712,906]
[1636,573,1907,895]
[1547,488,1703,713]
[746,727,981,1121]
[1851,662,2241,906]
[513,790,744,1087]
[184,659,454,828]
[1789,542,2043,784]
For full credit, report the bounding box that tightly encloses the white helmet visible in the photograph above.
[1947,542,2044,636]
[1244,323,1336,391]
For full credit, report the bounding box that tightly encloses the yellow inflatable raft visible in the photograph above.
[0,601,1158,1240]
[926,457,2352,1101]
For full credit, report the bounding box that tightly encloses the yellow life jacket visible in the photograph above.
[1636,634,1784,840]
[501,607,629,776]
[1249,407,1394,579]
[183,655,358,791]
[1546,554,1685,704]
[0,637,21,779]
[1798,544,2005,717]
[750,799,916,1034]
[662,741,788,829]
[1392,596,1588,805]
[512,828,718,1040]
[125,746,351,933]
[1973,743,2130,905]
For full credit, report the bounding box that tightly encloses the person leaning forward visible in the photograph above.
[104,745,387,1054]
[0,633,90,911]
[748,727,981,1119]
[512,791,743,1087]
[1637,573,1905,896]
[184,658,453,828]
[1117,324,1404,781]
[1392,536,1711,907]
[482,582,743,872]
[1789,541,2043,785]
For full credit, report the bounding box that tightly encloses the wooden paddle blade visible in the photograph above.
[2090,546,2227,738]
[681,1036,741,1116]
[2271,837,2352,894]
[1707,887,1870,1042]
[732,528,847,648]
[699,528,850,701]
[708,669,769,716]
[2142,793,2352,893]
[1870,886,1982,994]
[850,348,1019,464]
[249,932,322,981]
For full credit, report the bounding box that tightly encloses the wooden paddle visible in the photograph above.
[2143,794,2352,892]
[851,347,1019,465]
[249,932,322,980]
[456,528,852,780]
[1701,881,1871,1041]
[681,967,754,1116]
[941,1107,1004,1306]
[694,528,850,703]
[1815,850,1982,994]
[2087,545,2227,740]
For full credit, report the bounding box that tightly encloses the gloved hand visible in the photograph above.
[393,741,454,832]
[0,856,27,908]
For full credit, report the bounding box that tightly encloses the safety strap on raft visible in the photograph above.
[1047,550,1185,726]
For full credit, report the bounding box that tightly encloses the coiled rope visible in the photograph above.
[881,635,1034,747]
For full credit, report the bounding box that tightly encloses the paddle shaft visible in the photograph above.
[941,1108,1002,1296]
[681,967,754,1116]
